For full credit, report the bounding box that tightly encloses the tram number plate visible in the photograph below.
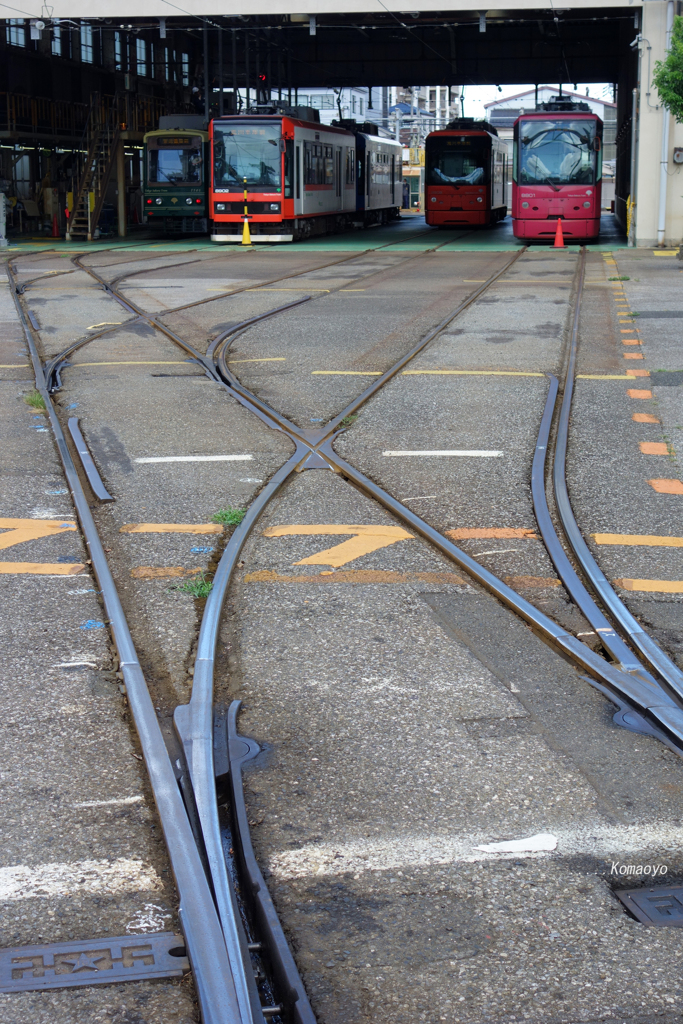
[0,932,188,992]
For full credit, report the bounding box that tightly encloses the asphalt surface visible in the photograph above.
[2,227,683,1024]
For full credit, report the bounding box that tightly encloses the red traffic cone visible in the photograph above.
[553,218,566,248]
[51,213,60,238]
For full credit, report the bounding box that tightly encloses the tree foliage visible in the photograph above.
[653,15,683,122]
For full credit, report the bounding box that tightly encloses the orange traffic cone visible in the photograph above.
[553,218,566,248]
[51,213,60,238]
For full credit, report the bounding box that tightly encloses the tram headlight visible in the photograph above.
[269,203,280,212]
[521,201,529,208]
[476,197,483,203]
[185,198,192,205]
[215,203,226,212]
[583,201,591,208]
[155,198,162,205]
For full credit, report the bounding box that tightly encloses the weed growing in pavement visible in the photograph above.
[24,390,46,411]
[172,572,213,598]
[212,507,246,526]
[608,276,630,281]
[341,413,359,427]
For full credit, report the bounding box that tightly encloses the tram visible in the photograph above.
[424,119,508,227]
[142,116,209,233]
[512,98,603,241]
[210,111,401,243]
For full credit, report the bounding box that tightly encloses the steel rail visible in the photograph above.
[8,267,243,1024]
[317,442,683,746]
[553,248,683,697]
[41,226,467,393]
[532,370,651,675]
[175,445,313,1024]
[205,246,683,750]
[76,222,469,323]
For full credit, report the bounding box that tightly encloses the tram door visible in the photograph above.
[295,144,303,216]
[335,146,342,208]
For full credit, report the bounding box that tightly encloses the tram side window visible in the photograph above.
[493,151,504,185]
[324,145,334,186]
[304,141,334,186]
[371,152,391,185]
[148,145,203,184]
[345,148,355,185]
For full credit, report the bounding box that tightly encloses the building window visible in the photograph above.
[181,52,189,86]
[80,23,93,63]
[359,99,364,115]
[164,46,169,81]
[51,23,61,56]
[302,95,334,110]
[114,31,123,70]
[7,19,25,47]
[136,37,147,76]
[351,95,356,114]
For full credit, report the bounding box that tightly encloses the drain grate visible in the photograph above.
[0,931,188,992]
[615,885,683,926]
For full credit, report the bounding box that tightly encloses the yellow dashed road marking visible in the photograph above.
[649,479,683,494]
[0,561,85,575]
[593,533,683,547]
[262,524,414,567]
[616,579,683,593]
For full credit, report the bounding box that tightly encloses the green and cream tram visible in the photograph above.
[143,117,208,233]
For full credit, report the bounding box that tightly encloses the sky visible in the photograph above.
[461,82,615,119]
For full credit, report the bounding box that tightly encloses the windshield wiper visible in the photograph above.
[544,176,562,193]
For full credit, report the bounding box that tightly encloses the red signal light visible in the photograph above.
[258,73,266,82]
[196,198,201,203]
[146,199,152,204]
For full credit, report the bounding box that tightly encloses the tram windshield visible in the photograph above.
[213,122,282,190]
[426,136,489,186]
[147,137,204,185]
[518,118,598,186]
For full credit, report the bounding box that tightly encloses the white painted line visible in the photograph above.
[0,858,161,900]
[267,822,683,879]
[474,833,557,853]
[135,454,253,464]
[472,547,520,556]
[74,796,144,808]
[382,450,503,458]
[56,661,98,668]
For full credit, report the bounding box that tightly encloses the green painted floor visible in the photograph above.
[2,213,641,255]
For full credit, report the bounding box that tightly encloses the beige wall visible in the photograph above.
[635,1,683,247]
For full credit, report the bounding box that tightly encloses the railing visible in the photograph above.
[0,91,169,140]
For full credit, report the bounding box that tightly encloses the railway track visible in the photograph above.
[7,239,683,1023]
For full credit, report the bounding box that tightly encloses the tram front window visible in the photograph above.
[518,119,597,186]
[213,122,282,190]
[148,142,203,185]
[426,137,489,186]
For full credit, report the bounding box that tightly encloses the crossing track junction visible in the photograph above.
[3,230,683,1024]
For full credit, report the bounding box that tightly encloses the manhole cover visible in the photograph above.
[615,885,683,926]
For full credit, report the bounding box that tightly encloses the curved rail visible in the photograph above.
[551,248,683,697]
[7,267,243,1024]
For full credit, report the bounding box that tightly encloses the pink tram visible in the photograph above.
[512,98,603,241]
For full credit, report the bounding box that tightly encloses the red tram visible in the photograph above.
[210,111,401,243]
[512,98,603,241]
[424,119,508,227]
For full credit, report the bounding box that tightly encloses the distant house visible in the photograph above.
[484,86,617,167]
